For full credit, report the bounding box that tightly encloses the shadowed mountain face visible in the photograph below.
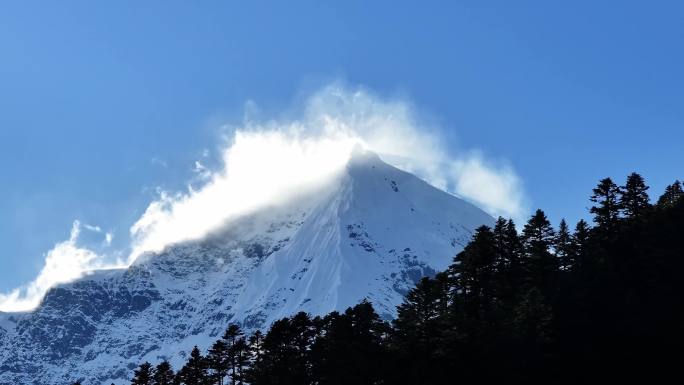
[0,151,493,385]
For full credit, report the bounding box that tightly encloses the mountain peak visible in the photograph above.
[0,158,493,385]
[345,146,387,176]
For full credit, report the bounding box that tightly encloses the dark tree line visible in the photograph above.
[123,302,388,385]
[107,175,683,385]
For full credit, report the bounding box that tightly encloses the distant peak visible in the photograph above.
[348,145,383,166]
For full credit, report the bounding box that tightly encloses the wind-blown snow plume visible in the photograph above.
[0,221,121,312]
[305,85,528,218]
[129,84,528,260]
[129,130,359,259]
[0,83,528,312]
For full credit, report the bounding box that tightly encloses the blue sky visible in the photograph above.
[1,0,683,296]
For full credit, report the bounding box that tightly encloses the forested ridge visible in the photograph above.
[84,174,683,385]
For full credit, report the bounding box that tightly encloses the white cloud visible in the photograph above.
[83,224,102,233]
[129,129,358,260]
[302,84,529,220]
[451,153,527,219]
[0,221,123,312]
[129,83,529,261]
[0,82,529,313]
[104,232,114,247]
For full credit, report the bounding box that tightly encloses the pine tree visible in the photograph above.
[394,276,447,347]
[131,362,154,385]
[504,219,522,265]
[230,337,249,385]
[620,172,651,219]
[153,361,175,385]
[310,301,389,385]
[571,219,591,272]
[222,325,244,385]
[451,225,497,318]
[243,330,263,385]
[250,316,311,385]
[493,217,509,271]
[555,219,573,271]
[392,274,450,385]
[656,180,683,208]
[290,312,315,384]
[248,330,264,367]
[493,218,523,273]
[223,325,244,346]
[177,346,209,385]
[590,177,622,232]
[522,210,555,254]
[521,209,558,292]
[206,340,229,385]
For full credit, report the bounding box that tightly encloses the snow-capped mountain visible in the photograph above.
[0,150,493,385]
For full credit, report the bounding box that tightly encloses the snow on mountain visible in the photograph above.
[0,150,493,385]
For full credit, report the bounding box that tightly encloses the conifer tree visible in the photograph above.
[250,317,309,385]
[590,177,622,232]
[493,217,509,270]
[152,361,175,385]
[290,312,315,384]
[223,325,244,347]
[656,180,683,208]
[131,362,154,385]
[222,325,244,385]
[498,219,523,299]
[571,219,591,272]
[492,217,523,278]
[504,219,522,265]
[451,226,497,317]
[230,337,249,385]
[521,209,558,292]
[242,330,263,385]
[248,330,264,367]
[394,276,446,347]
[393,275,450,385]
[177,346,209,385]
[555,219,573,271]
[310,301,389,385]
[620,172,651,219]
[522,210,555,254]
[206,340,229,385]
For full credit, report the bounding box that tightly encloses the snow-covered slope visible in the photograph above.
[0,150,492,385]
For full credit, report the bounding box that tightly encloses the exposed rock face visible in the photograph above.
[0,151,492,385]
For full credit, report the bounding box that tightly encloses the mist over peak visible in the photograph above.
[0,83,527,313]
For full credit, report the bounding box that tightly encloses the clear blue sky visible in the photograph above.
[1,0,682,292]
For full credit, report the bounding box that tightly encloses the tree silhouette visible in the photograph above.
[590,177,622,232]
[206,340,228,385]
[555,219,573,271]
[177,346,208,385]
[222,324,244,385]
[131,362,153,385]
[152,361,175,385]
[657,180,683,208]
[620,172,651,219]
[521,209,557,293]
